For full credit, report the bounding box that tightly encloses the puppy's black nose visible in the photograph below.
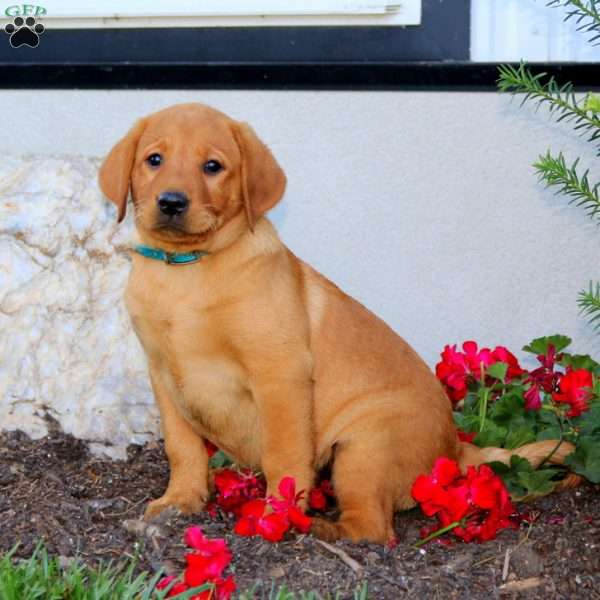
[157,191,189,217]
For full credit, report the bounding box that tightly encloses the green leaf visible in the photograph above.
[474,421,507,448]
[522,335,572,356]
[488,455,531,497]
[486,361,508,381]
[491,394,540,432]
[489,455,560,500]
[462,391,481,416]
[516,469,558,498]
[505,426,537,450]
[536,426,563,441]
[489,393,527,424]
[453,412,479,433]
[209,450,233,469]
[565,436,600,483]
[559,352,600,373]
[487,460,511,475]
[573,400,600,437]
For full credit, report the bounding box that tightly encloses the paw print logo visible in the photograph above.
[4,16,45,48]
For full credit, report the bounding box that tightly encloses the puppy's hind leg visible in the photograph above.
[311,436,396,544]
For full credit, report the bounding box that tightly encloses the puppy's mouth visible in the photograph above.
[152,221,212,237]
[151,211,221,239]
[154,221,190,233]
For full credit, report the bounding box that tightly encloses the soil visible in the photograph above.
[0,428,598,599]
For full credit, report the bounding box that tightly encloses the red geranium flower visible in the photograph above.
[436,341,525,404]
[213,468,266,515]
[412,458,470,525]
[524,384,543,411]
[233,476,312,542]
[183,526,233,591]
[491,346,526,380]
[436,344,470,403]
[270,477,312,533]
[233,498,290,542]
[462,341,493,374]
[156,526,235,600]
[412,457,517,544]
[523,345,561,411]
[553,368,593,417]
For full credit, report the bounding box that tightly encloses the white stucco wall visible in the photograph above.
[1,90,599,452]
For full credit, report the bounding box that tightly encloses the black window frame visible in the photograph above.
[0,0,597,90]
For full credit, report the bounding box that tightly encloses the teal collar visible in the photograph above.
[133,244,209,265]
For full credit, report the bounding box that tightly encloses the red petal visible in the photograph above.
[156,575,178,590]
[411,475,436,503]
[168,582,191,597]
[184,549,231,583]
[184,526,206,550]
[257,513,289,542]
[524,384,542,411]
[233,516,256,537]
[457,430,476,443]
[309,488,327,510]
[189,590,212,600]
[215,470,245,497]
[215,576,237,600]
[287,505,312,533]
[184,554,211,586]
[432,457,461,486]
[278,476,296,501]
[462,340,479,355]
[240,499,267,518]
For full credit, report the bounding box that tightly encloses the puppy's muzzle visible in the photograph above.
[157,191,189,218]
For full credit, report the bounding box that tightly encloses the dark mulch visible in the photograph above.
[0,428,599,599]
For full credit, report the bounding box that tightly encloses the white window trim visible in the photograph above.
[2,1,421,27]
[471,0,600,62]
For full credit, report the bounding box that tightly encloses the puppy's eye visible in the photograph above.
[203,160,223,175]
[146,153,162,168]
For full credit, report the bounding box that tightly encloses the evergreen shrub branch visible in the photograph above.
[578,282,600,330]
[497,64,600,153]
[534,151,600,219]
[547,0,600,43]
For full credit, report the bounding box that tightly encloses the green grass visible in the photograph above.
[0,544,369,600]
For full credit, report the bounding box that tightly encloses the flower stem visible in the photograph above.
[413,521,461,548]
[479,363,489,432]
[537,411,565,469]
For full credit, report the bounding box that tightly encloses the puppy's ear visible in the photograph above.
[232,122,287,231]
[98,119,147,223]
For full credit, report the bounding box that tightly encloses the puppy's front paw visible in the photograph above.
[144,490,206,521]
[310,516,342,542]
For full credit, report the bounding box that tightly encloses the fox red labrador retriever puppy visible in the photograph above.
[99,103,572,543]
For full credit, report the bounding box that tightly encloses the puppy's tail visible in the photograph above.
[458,439,582,491]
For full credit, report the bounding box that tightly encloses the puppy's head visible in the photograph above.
[98,103,286,248]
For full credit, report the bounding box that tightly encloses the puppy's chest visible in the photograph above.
[126,280,256,444]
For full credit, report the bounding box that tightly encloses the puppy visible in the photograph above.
[99,103,572,543]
